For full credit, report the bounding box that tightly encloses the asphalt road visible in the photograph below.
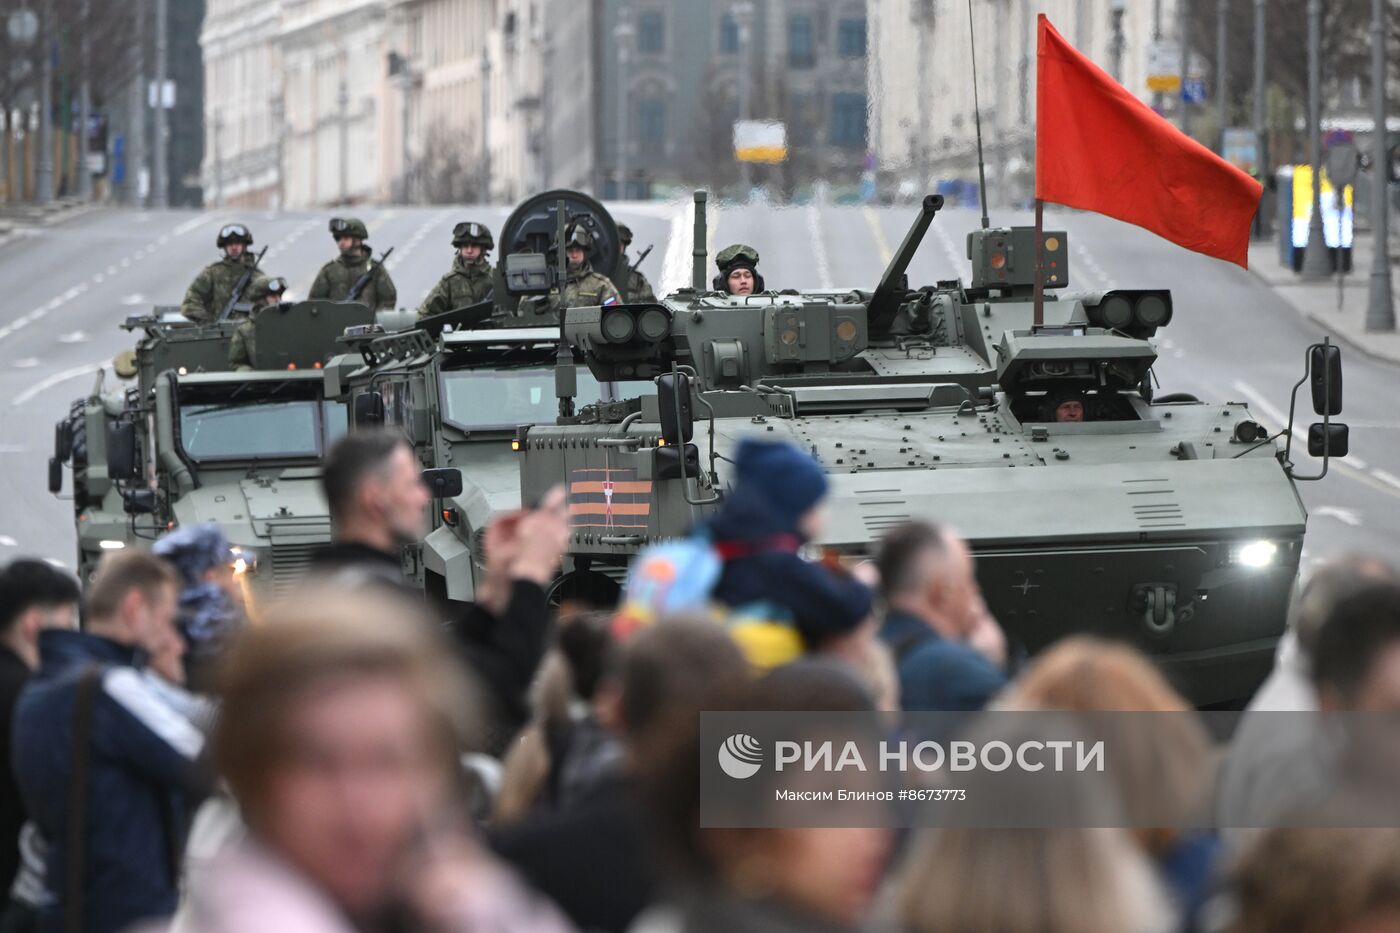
[1,200,1397,574]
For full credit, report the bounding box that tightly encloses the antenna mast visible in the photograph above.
[967,0,991,230]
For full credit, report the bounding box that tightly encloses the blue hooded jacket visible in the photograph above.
[707,482,872,645]
[11,630,207,933]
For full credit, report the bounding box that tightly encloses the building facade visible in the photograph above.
[200,0,284,208]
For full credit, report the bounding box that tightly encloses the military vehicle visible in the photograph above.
[339,190,636,603]
[504,191,1346,704]
[49,300,373,591]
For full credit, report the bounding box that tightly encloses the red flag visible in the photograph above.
[1035,15,1262,268]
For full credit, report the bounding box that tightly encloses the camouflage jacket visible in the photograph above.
[562,262,621,309]
[227,316,256,370]
[180,255,261,323]
[625,264,656,303]
[309,248,397,311]
[417,255,494,319]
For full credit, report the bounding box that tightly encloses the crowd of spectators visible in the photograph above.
[3,432,1399,933]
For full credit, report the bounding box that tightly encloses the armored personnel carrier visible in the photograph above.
[48,300,373,590]
[338,189,639,603]
[507,192,1347,704]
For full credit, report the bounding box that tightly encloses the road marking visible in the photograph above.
[14,358,39,369]
[0,536,16,547]
[1072,241,1115,290]
[171,212,216,238]
[929,218,964,278]
[44,558,66,568]
[0,444,27,453]
[57,331,88,344]
[862,205,892,266]
[121,293,145,305]
[1313,506,1362,527]
[0,283,90,344]
[659,199,692,294]
[1371,469,1400,492]
[804,205,834,289]
[13,360,106,406]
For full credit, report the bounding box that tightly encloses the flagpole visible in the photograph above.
[1033,198,1045,327]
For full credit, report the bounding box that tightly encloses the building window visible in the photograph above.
[788,14,814,69]
[639,97,665,146]
[830,92,867,148]
[837,17,866,58]
[720,13,739,54]
[638,11,664,54]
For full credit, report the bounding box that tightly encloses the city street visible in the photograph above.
[1,201,1397,572]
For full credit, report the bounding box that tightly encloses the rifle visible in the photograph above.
[217,246,268,322]
[629,244,653,275]
[347,246,394,303]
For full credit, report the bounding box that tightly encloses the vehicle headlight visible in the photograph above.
[1230,540,1278,568]
[229,547,256,576]
[98,539,127,550]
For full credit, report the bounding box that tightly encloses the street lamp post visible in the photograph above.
[733,0,754,198]
[1216,0,1228,150]
[1178,0,1192,138]
[153,0,169,209]
[614,12,633,200]
[213,110,225,208]
[35,0,52,205]
[481,52,491,204]
[1110,0,1126,85]
[1253,0,1267,235]
[77,0,92,199]
[1300,0,1332,280]
[1364,0,1394,331]
[270,94,285,209]
[337,77,349,205]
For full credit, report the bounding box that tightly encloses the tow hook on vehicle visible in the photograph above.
[1132,583,1181,636]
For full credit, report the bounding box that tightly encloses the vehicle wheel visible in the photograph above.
[546,570,622,611]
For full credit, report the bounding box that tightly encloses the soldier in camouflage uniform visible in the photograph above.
[181,224,261,323]
[309,217,398,311]
[228,276,289,370]
[617,223,656,303]
[561,224,622,308]
[416,221,496,318]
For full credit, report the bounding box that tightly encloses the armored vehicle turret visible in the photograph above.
[510,193,1347,704]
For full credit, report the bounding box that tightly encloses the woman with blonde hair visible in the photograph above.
[183,587,571,932]
[997,636,1220,929]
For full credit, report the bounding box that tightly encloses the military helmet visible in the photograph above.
[329,217,369,241]
[563,223,594,252]
[452,221,495,250]
[714,243,764,293]
[716,243,760,272]
[248,276,288,303]
[617,223,634,245]
[215,223,253,248]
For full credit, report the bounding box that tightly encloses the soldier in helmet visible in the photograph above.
[561,223,622,308]
[714,244,765,296]
[617,223,656,303]
[228,276,289,370]
[180,223,261,323]
[417,221,496,319]
[309,217,398,311]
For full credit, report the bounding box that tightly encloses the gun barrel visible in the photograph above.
[867,194,944,331]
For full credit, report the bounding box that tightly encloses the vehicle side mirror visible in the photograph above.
[1310,344,1343,415]
[54,421,72,462]
[48,457,62,494]
[421,467,463,499]
[352,391,385,428]
[106,422,139,481]
[657,372,694,445]
[1308,422,1349,458]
